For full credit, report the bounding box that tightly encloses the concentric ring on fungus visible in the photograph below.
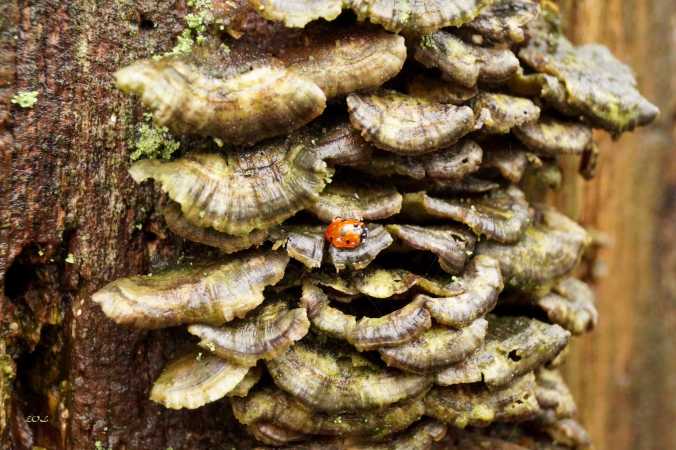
[476,206,590,295]
[418,255,503,328]
[518,3,659,133]
[149,351,249,410]
[425,372,539,428]
[513,115,594,156]
[162,202,269,254]
[536,277,598,335]
[461,0,541,44]
[114,46,326,145]
[379,318,488,373]
[308,181,403,222]
[277,24,407,99]
[266,339,432,413]
[414,31,519,88]
[353,139,484,182]
[275,225,326,269]
[301,281,432,350]
[347,90,476,155]
[401,185,533,244]
[349,0,495,34]
[91,251,289,328]
[435,315,570,388]
[406,74,478,105]
[128,140,333,236]
[187,298,310,367]
[386,224,477,274]
[472,92,541,134]
[250,0,344,28]
[232,386,425,438]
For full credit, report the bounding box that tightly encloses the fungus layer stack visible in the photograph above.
[97,1,658,448]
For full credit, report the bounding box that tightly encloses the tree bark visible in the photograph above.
[0,1,674,450]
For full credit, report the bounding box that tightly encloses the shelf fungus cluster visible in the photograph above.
[98,0,657,448]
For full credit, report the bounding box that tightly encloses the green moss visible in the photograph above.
[131,114,180,161]
[154,0,213,59]
[11,90,39,108]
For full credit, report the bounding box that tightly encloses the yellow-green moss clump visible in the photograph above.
[131,114,180,161]
[10,90,39,108]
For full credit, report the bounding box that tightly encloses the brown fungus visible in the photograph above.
[263,419,447,450]
[419,255,503,328]
[534,368,577,421]
[481,141,541,184]
[149,352,249,410]
[250,0,344,28]
[276,225,326,269]
[536,277,598,335]
[435,315,570,388]
[227,365,264,398]
[232,386,425,438]
[348,297,433,351]
[518,6,659,133]
[513,116,593,156]
[379,318,487,373]
[462,0,540,44]
[248,421,308,446]
[472,92,541,134]
[347,90,476,155]
[354,139,483,182]
[401,185,533,244]
[477,206,590,295]
[349,0,494,34]
[187,299,310,367]
[407,74,478,105]
[326,224,394,271]
[162,202,269,254]
[386,223,477,274]
[115,48,326,145]
[129,141,333,236]
[266,339,432,412]
[278,25,407,99]
[309,181,403,222]
[414,31,519,88]
[425,372,540,428]
[301,281,357,340]
[537,418,592,450]
[92,251,289,328]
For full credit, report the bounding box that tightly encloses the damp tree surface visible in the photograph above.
[0,1,674,450]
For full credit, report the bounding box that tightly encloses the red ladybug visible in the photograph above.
[324,218,368,249]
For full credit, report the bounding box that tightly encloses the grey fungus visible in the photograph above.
[347,90,476,155]
[92,251,289,329]
[536,277,598,335]
[115,55,326,145]
[129,142,332,236]
[462,0,541,44]
[250,0,344,28]
[309,181,403,222]
[150,351,249,410]
[187,299,310,367]
[514,116,594,156]
[415,31,519,88]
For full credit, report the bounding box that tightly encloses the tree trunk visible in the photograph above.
[0,1,673,450]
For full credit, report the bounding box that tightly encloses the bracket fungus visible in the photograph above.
[347,90,476,155]
[379,318,488,373]
[477,206,590,295]
[420,255,504,328]
[150,352,250,409]
[425,372,539,428]
[92,251,289,328]
[187,299,310,367]
[100,3,659,446]
[401,185,532,244]
[129,142,333,236]
[115,49,326,145]
[415,31,520,88]
[386,223,476,274]
[266,339,432,412]
[435,315,570,388]
[461,0,540,44]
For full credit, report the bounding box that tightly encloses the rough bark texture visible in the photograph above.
[0,1,673,450]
